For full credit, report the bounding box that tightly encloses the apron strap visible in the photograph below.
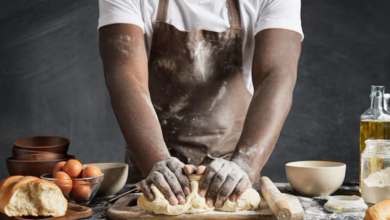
[156,0,169,22]
[228,0,242,29]
[156,0,241,29]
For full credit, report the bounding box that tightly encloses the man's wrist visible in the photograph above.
[143,151,171,175]
[156,155,172,163]
[230,151,258,183]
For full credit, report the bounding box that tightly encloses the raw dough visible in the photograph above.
[137,174,260,215]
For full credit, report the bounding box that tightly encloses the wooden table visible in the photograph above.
[87,182,364,220]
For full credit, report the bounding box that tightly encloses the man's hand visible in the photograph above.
[139,157,196,205]
[197,157,251,208]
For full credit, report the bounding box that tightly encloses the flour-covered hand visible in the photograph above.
[197,157,251,208]
[140,157,196,205]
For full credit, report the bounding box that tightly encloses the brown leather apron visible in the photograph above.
[126,0,252,183]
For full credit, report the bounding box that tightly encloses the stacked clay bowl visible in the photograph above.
[6,136,74,177]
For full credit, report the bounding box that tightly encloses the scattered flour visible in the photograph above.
[299,197,364,220]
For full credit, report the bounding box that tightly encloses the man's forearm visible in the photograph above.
[99,24,170,177]
[230,29,301,183]
[106,75,170,177]
[230,71,296,182]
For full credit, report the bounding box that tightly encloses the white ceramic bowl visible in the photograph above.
[89,162,129,197]
[285,160,346,196]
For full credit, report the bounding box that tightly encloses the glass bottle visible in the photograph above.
[361,139,390,204]
[359,86,390,188]
[384,93,390,112]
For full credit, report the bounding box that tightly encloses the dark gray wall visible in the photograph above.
[0,0,389,182]
[0,0,125,179]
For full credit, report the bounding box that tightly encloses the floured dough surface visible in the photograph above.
[137,174,260,215]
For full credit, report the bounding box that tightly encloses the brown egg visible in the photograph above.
[63,159,83,178]
[54,171,73,196]
[81,164,102,178]
[52,161,66,177]
[70,184,91,203]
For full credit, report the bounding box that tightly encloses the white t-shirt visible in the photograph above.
[98,0,304,93]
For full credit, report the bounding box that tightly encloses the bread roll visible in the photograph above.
[0,175,67,217]
[364,198,390,220]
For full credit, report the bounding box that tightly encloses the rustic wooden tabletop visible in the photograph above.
[87,182,364,220]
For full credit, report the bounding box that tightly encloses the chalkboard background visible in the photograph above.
[0,0,389,183]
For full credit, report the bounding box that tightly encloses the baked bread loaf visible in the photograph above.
[364,198,390,220]
[0,175,67,217]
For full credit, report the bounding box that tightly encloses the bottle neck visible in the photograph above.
[371,94,383,109]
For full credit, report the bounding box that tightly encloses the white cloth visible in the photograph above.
[98,0,304,93]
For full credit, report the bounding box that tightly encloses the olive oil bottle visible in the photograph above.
[359,86,390,188]
[360,121,390,154]
[385,93,390,112]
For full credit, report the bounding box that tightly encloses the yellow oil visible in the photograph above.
[359,120,390,188]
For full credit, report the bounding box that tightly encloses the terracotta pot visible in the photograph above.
[13,136,69,153]
[12,148,57,157]
[6,156,74,177]
[15,153,73,161]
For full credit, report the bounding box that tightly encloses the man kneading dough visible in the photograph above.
[98,0,302,209]
[137,174,261,214]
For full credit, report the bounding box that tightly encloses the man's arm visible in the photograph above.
[198,29,301,208]
[99,24,194,205]
[231,29,301,181]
